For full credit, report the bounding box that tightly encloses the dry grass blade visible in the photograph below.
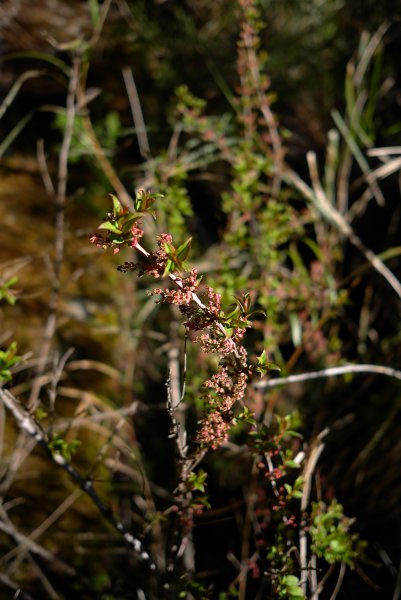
[285,152,401,300]
[122,66,151,159]
[0,69,43,121]
[0,505,76,576]
[0,387,158,573]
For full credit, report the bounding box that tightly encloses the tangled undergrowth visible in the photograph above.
[1,1,401,599]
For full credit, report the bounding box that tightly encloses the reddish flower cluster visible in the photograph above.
[94,223,252,451]
[197,364,248,449]
[195,327,244,356]
[117,234,172,276]
[138,237,251,450]
[151,268,200,306]
[89,232,113,250]
[130,224,144,247]
[89,223,144,254]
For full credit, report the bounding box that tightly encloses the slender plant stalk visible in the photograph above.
[254,363,401,390]
[28,57,81,411]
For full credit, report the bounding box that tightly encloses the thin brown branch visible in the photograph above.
[0,387,158,574]
[240,20,283,195]
[28,57,81,411]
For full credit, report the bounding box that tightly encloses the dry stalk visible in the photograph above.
[254,363,401,391]
[122,66,151,159]
[299,429,329,595]
[28,57,81,411]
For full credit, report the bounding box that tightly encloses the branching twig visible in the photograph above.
[134,241,243,360]
[0,387,158,574]
[0,491,77,577]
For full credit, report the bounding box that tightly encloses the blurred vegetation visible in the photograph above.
[0,0,401,598]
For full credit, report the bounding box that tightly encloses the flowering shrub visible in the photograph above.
[88,189,366,598]
[90,192,272,453]
[1,0,399,597]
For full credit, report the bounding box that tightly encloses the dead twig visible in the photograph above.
[0,387,158,574]
[254,363,401,391]
[28,57,81,411]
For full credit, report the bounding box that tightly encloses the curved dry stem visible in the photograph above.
[254,363,401,390]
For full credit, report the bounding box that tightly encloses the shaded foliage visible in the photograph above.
[0,1,401,599]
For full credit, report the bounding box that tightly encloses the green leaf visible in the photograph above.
[235,407,256,426]
[110,193,121,214]
[282,575,300,586]
[3,51,69,75]
[188,469,208,492]
[266,361,281,372]
[176,236,192,261]
[98,221,121,234]
[34,408,48,420]
[88,0,100,26]
[257,349,267,365]
[285,460,301,469]
[164,242,176,257]
[0,342,20,383]
[0,70,43,121]
[285,430,303,439]
[163,259,175,277]
[288,586,305,597]
[120,215,143,233]
[0,110,36,158]
[4,276,17,289]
